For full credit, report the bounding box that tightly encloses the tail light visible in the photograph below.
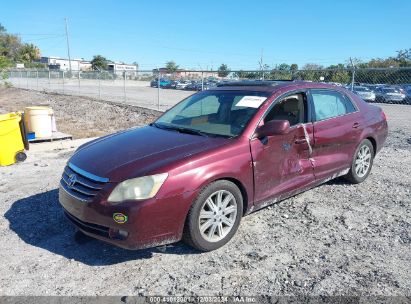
[381,110,387,121]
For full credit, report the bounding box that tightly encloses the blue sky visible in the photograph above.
[1,0,410,70]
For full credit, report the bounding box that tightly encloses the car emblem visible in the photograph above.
[68,174,77,188]
[113,213,128,224]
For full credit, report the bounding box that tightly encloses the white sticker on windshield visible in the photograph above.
[235,96,267,108]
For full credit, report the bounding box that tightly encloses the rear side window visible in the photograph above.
[311,90,356,121]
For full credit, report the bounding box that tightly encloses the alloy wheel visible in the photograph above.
[198,190,238,243]
[355,145,372,178]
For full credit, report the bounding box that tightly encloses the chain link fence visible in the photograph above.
[3,67,411,111]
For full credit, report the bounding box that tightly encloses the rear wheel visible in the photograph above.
[344,139,374,184]
[183,180,243,251]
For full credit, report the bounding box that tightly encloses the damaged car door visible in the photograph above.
[250,92,315,206]
[309,89,361,181]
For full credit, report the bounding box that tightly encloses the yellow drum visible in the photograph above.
[0,112,27,166]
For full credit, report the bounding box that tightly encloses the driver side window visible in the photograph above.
[264,93,307,126]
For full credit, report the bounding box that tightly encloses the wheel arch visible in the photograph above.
[192,176,250,217]
[365,136,377,155]
[214,177,249,216]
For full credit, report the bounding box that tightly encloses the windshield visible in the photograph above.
[155,90,270,137]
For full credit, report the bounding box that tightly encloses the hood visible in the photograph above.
[69,126,229,181]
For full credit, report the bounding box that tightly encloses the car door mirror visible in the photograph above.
[255,120,290,138]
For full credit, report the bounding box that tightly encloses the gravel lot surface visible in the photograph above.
[0,88,410,297]
[0,87,161,138]
[7,77,193,111]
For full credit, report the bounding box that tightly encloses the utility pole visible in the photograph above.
[259,49,264,80]
[64,18,72,74]
[349,57,355,91]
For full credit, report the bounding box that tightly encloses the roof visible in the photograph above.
[216,80,292,87]
[210,80,350,93]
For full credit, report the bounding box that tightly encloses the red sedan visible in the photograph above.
[59,81,388,251]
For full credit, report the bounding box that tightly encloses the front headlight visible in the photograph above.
[107,173,168,203]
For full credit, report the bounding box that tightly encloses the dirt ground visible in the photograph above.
[0,87,410,297]
[0,87,161,138]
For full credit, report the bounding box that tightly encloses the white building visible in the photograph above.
[40,57,92,71]
[107,62,137,77]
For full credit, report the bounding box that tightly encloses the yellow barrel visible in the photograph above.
[24,106,54,138]
[0,112,25,166]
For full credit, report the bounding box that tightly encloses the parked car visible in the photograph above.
[185,81,200,91]
[401,84,411,104]
[150,78,173,88]
[375,86,406,104]
[169,81,179,89]
[159,79,172,88]
[351,86,376,102]
[176,81,190,90]
[59,81,388,252]
[150,79,158,88]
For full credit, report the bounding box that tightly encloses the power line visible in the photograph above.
[21,35,65,42]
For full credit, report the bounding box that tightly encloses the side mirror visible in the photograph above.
[255,120,290,138]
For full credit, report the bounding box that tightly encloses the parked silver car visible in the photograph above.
[176,81,191,90]
[375,87,406,104]
[352,86,376,102]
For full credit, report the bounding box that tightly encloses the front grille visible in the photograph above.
[60,163,108,202]
[64,210,110,238]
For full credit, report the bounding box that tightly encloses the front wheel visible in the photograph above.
[183,180,243,251]
[344,139,374,184]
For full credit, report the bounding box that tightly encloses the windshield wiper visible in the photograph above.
[150,123,208,137]
[150,122,166,129]
[175,127,210,137]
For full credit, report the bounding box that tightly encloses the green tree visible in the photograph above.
[217,63,230,77]
[302,63,323,70]
[0,55,12,69]
[91,55,108,70]
[0,33,22,60]
[290,64,298,72]
[18,43,40,62]
[165,61,179,73]
[0,23,42,64]
[396,48,411,67]
[276,63,291,71]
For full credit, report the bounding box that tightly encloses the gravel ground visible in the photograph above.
[7,77,193,111]
[0,87,161,138]
[0,88,410,297]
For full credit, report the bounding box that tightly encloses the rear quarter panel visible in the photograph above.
[347,92,388,154]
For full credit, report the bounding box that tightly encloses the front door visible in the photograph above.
[250,92,315,206]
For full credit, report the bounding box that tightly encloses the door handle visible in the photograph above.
[352,122,360,129]
[294,138,307,145]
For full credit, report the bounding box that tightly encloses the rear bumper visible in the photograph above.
[59,185,197,250]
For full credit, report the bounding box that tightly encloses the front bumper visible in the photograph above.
[59,184,197,250]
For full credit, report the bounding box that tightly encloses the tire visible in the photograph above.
[183,180,243,251]
[344,139,374,184]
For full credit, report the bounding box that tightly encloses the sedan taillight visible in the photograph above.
[381,110,387,121]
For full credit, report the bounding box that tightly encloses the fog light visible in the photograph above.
[109,228,129,240]
[118,229,129,238]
